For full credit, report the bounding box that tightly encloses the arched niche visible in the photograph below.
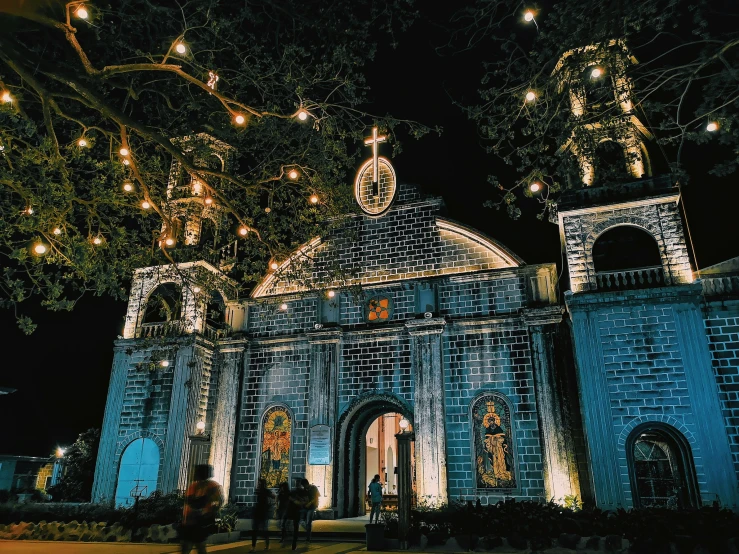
[142,282,182,324]
[114,438,160,507]
[626,423,700,508]
[581,65,613,113]
[258,405,293,489]
[592,225,662,273]
[593,139,631,184]
[205,290,227,328]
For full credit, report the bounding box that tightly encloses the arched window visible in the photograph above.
[593,226,662,273]
[593,140,630,184]
[205,291,226,328]
[259,406,292,488]
[115,438,159,507]
[470,393,516,490]
[143,283,182,324]
[581,65,613,115]
[626,423,699,508]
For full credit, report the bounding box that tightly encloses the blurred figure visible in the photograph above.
[181,464,224,554]
[300,478,319,543]
[251,478,274,551]
[368,474,383,524]
[288,480,308,550]
[276,483,291,543]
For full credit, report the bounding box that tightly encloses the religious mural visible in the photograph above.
[259,406,292,488]
[472,394,516,489]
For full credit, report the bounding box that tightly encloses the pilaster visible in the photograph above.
[405,318,448,507]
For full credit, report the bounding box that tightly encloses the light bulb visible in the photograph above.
[77,138,88,147]
[93,236,102,245]
[56,448,65,458]
[280,303,288,311]
[119,147,129,157]
[234,114,246,125]
[191,179,202,195]
[530,182,541,193]
[141,200,151,209]
[265,207,271,213]
[193,286,201,293]
[707,122,719,132]
[122,159,130,166]
[524,10,534,21]
[75,6,88,19]
[327,290,336,298]
[310,194,319,204]
[399,418,410,430]
[288,169,299,180]
[204,196,214,205]
[196,420,206,431]
[270,261,279,270]
[123,180,134,192]
[175,42,187,55]
[525,91,536,102]
[1,91,12,103]
[160,360,170,367]
[165,237,175,246]
[297,109,309,121]
[590,67,603,79]
[239,226,248,236]
[33,243,47,255]
[25,207,33,215]
[53,227,62,235]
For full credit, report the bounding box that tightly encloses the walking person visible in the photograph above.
[288,481,308,550]
[180,464,224,554]
[300,478,319,544]
[368,474,383,524]
[251,478,275,551]
[276,482,291,543]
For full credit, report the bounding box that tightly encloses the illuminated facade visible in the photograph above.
[92,51,739,512]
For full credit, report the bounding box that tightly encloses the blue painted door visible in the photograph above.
[115,438,159,507]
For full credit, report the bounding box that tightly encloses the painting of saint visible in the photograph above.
[472,395,516,489]
[259,406,291,488]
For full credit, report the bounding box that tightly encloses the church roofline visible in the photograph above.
[436,217,524,267]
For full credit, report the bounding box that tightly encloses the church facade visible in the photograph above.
[92,44,739,513]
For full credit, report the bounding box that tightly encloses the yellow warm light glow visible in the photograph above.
[191,179,203,195]
[75,5,89,19]
[327,290,336,298]
[399,418,410,430]
[265,206,271,213]
[525,90,536,102]
[707,122,719,132]
[123,159,130,166]
[310,194,319,204]
[175,42,187,55]
[25,207,33,215]
[77,138,88,147]
[590,67,603,79]
[204,196,214,206]
[33,243,47,255]
[524,10,534,21]
[234,114,246,125]
[297,109,309,121]
[93,236,102,245]
[160,360,170,367]
[123,180,134,192]
[288,169,299,180]
[53,227,62,235]
[141,201,151,209]
[239,226,248,236]
[56,448,64,458]
[280,303,288,311]
[193,286,201,293]
[530,182,542,193]
[165,237,175,246]
[1,91,12,103]
[119,147,129,157]
[270,261,279,270]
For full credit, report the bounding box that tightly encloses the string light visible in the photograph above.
[175,42,187,55]
[123,180,134,192]
[207,71,219,91]
[297,109,309,121]
[119,147,129,157]
[707,122,719,132]
[77,138,88,147]
[238,226,248,236]
[122,159,130,166]
[280,303,288,311]
[265,207,271,213]
[530,182,542,193]
[234,114,246,125]
[33,243,47,255]
[525,91,536,102]
[1,91,12,103]
[75,5,89,19]
[141,200,151,209]
[160,360,170,367]
[24,206,33,215]
[524,10,534,21]
[590,67,603,79]
[288,169,299,180]
[164,237,175,246]
[327,290,336,298]
[309,194,319,204]
[193,286,201,293]
[204,196,214,206]
[52,227,62,235]
[270,261,279,270]
[92,236,103,245]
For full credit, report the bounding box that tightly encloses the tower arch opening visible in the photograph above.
[592,225,661,273]
[142,282,182,324]
[593,140,631,184]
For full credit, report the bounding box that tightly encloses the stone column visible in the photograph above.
[567,302,625,507]
[92,345,130,503]
[405,318,448,507]
[306,329,342,510]
[396,430,415,550]
[529,321,581,503]
[673,300,739,507]
[209,338,247,500]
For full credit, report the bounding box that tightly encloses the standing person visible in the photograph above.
[276,483,291,544]
[251,478,275,551]
[368,474,383,524]
[181,464,224,554]
[288,480,307,550]
[300,478,319,544]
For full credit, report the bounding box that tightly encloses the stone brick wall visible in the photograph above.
[559,198,692,293]
[443,324,545,502]
[704,299,739,479]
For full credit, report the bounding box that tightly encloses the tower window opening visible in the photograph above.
[143,283,182,324]
[593,226,661,273]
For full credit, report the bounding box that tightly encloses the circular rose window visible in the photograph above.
[366,295,393,322]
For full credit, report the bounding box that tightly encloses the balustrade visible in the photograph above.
[595,266,665,291]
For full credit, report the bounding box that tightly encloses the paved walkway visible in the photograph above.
[0,541,379,554]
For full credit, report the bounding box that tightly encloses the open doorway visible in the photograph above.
[364,413,415,511]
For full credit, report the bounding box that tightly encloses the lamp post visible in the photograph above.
[396,418,415,550]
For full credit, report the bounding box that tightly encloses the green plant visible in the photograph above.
[563,495,582,511]
[216,504,239,533]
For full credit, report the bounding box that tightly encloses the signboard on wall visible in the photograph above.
[309,425,331,465]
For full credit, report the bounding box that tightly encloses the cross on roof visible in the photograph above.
[364,127,386,196]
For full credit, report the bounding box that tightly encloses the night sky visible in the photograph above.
[3,6,738,456]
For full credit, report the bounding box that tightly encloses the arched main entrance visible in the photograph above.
[335,395,414,518]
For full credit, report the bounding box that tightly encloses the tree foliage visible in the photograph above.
[47,427,100,502]
[0,0,432,331]
[450,0,738,218]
